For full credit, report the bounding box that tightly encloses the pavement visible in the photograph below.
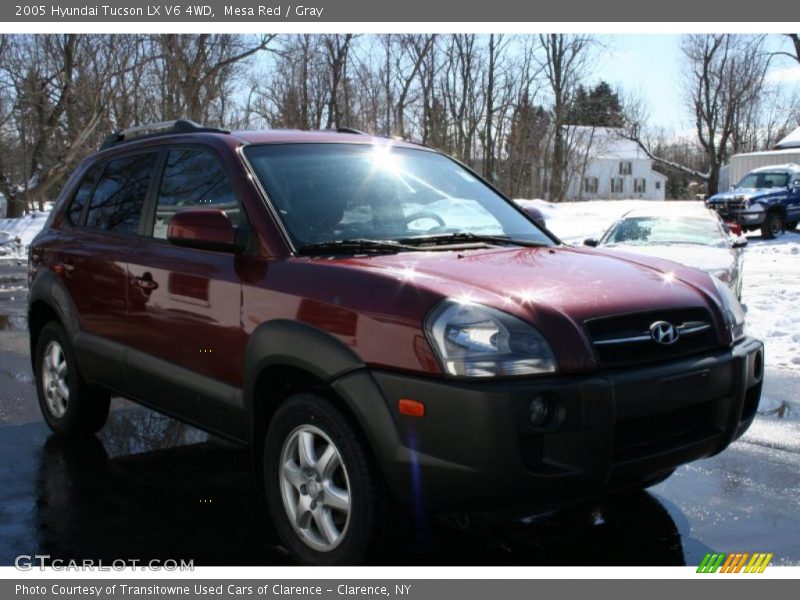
[1,258,799,566]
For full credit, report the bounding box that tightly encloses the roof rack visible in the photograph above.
[100,119,230,150]
[335,127,369,135]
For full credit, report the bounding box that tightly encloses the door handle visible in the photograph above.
[133,273,159,291]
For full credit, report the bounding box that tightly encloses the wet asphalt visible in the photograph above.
[1,259,799,566]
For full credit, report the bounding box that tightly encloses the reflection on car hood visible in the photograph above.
[600,244,736,274]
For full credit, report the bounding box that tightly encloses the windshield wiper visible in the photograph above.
[296,238,416,256]
[397,232,549,248]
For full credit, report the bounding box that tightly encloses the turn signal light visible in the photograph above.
[398,399,425,417]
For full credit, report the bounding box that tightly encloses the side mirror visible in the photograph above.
[792,180,800,193]
[167,208,247,253]
[583,238,599,247]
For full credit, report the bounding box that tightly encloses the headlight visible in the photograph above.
[743,202,764,213]
[425,299,557,377]
[712,276,745,341]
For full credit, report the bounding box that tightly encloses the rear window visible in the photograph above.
[85,153,158,235]
[66,165,102,225]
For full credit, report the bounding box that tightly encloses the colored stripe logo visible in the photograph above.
[697,552,773,573]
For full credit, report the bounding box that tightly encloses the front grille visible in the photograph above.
[586,308,719,368]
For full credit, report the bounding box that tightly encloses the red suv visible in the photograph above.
[28,121,764,564]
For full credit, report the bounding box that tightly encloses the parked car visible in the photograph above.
[584,204,747,298]
[706,163,800,239]
[29,121,763,565]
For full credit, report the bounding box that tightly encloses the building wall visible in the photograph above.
[729,150,800,188]
[566,157,666,201]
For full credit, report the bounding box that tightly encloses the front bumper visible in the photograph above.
[711,206,765,226]
[334,337,764,510]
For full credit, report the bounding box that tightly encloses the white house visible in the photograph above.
[562,126,667,201]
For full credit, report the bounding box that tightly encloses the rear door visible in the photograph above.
[124,146,249,437]
[58,152,159,388]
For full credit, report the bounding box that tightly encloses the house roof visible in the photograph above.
[563,126,647,160]
[775,126,800,149]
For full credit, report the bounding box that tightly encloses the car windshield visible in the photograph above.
[602,215,726,247]
[736,172,788,189]
[243,143,554,249]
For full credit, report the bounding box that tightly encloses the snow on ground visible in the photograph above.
[0,211,49,259]
[517,199,800,374]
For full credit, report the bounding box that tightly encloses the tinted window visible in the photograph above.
[153,149,240,239]
[67,165,102,225]
[85,153,157,234]
[244,144,553,248]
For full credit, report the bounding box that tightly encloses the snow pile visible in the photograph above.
[0,211,49,259]
[739,237,800,371]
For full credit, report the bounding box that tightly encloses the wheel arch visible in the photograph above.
[28,272,82,370]
[244,320,403,492]
[244,320,367,441]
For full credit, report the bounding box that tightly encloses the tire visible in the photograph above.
[760,212,786,239]
[263,393,386,565]
[639,468,676,490]
[34,322,110,436]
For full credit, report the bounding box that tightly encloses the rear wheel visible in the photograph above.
[760,212,786,239]
[639,468,676,490]
[34,322,110,436]
[264,393,385,565]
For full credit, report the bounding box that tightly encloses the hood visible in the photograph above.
[599,244,736,274]
[332,245,726,372]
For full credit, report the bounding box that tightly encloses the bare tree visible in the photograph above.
[622,35,770,195]
[538,34,593,201]
[0,35,120,216]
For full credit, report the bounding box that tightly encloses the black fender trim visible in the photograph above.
[28,271,82,368]
[243,319,365,420]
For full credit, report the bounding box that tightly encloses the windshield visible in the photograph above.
[736,172,788,189]
[243,143,554,249]
[602,216,727,247]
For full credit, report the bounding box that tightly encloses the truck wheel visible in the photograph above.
[760,212,785,239]
[264,393,385,565]
[34,322,110,436]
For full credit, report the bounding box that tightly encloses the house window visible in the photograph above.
[655,181,662,190]
[619,161,632,175]
[584,177,599,194]
[634,178,647,194]
[610,178,624,194]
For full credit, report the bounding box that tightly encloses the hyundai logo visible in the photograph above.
[650,321,679,345]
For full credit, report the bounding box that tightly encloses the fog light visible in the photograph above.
[528,396,551,427]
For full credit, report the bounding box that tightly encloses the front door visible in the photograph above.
[124,147,248,437]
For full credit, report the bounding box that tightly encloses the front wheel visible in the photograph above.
[34,322,110,436]
[760,212,786,239]
[264,393,386,565]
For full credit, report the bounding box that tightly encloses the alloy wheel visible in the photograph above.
[42,340,69,418]
[278,424,352,552]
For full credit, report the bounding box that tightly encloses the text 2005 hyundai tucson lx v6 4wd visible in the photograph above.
[28,120,763,565]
